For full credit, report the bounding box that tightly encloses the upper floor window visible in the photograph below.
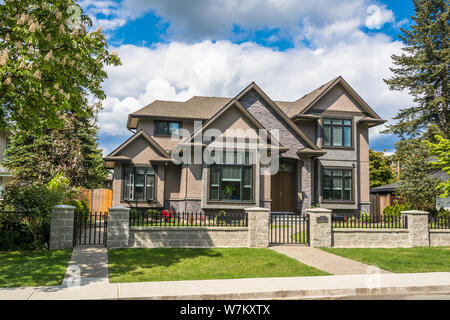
[323,119,352,147]
[209,151,253,202]
[155,121,180,136]
[322,169,353,202]
[123,167,155,201]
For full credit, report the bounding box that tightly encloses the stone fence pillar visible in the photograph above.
[245,207,270,248]
[402,210,430,247]
[307,208,332,248]
[107,206,131,248]
[50,205,75,250]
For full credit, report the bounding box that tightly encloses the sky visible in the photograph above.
[77,0,417,155]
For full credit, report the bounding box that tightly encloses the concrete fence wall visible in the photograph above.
[50,204,450,250]
[106,206,270,249]
[308,209,450,248]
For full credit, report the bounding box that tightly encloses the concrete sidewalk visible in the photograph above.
[1,272,450,300]
[271,246,391,275]
[62,246,109,287]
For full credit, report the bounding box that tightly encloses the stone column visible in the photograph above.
[246,207,270,248]
[403,210,430,247]
[300,158,312,213]
[307,208,332,248]
[50,205,75,250]
[107,206,131,248]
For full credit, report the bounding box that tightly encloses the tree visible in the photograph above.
[3,113,107,189]
[0,0,121,131]
[395,140,440,210]
[369,149,396,189]
[426,135,450,198]
[383,0,449,138]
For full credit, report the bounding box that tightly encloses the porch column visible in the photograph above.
[50,205,75,250]
[245,207,270,248]
[300,157,312,213]
[107,206,130,248]
[307,208,332,248]
[403,210,430,247]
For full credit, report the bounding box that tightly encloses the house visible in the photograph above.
[104,76,386,214]
[0,130,12,197]
[371,170,450,213]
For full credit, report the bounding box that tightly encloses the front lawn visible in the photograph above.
[321,247,450,273]
[0,249,73,288]
[108,248,328,283]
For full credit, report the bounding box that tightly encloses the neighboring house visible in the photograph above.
[0,130,12,198]
[370,170,450,212]
[104,76,386,214]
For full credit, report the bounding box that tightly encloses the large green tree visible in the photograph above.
[369,149,396,189]
[0,0,120,131]
[426,135,450,198]
[395,140,440,210]
[383,0,449,138]
[3,113,106,189]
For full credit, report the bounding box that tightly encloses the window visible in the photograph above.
[209,151,253,202]
[323,119,352,147]
[322,169,353,201]
[155,121,180,136]
[123,167,155,201]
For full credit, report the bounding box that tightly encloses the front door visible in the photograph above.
[271,161,295,212]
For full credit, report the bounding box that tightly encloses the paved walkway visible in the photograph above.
[62,246,109,287]
[1,272,450,300]
[271,246,391,275]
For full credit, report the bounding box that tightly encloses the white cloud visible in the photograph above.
[99,35,413,140]
[365,4,395,29]
[80,0,397,43]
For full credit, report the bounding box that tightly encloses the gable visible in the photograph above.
[308,83,367,115]
[206,104,260,140]
[238,89,310,159]
[116,135,165,165]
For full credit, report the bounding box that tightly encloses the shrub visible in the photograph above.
[147,209,161,221]
[1,173,79,249]
[383,203,411,217]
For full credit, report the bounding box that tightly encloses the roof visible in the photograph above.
[370,182,399,194]
[107,130,170,159]
[127,76,384,129]
[370,170,449,194]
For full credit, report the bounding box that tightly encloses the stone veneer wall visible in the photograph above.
[332,229,410,248]
[107,207,270,249]
[129,227,249,248]
[429,230,450,247]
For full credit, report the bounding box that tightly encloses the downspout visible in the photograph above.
[184,164,188,212]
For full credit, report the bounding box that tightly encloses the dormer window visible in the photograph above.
[323,118,352,147]
[155,120,180,136]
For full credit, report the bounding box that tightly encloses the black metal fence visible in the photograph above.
[332,213,408,229]
[129,210,248,227]
[270,213,310,245]
[429,216,450,229]
[73,211,108,246]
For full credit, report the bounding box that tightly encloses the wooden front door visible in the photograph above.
[271,162,295,212]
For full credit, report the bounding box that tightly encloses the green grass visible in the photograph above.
[291,232,308,244]
[108,248,329,283]
[321,247,450,273]
[0,249,73,288]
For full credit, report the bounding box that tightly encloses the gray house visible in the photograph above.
[105,76,386,214]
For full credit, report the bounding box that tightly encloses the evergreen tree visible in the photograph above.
[395,140,440,210]
[3,112,107,189]
[369,149,396,189]
[384,0,449,138]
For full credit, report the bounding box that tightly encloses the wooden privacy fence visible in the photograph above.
[79,188,113,213]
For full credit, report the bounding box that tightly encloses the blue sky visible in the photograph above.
[78,0,417,155]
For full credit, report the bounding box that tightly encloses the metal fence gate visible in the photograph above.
[270,213,310,245]
[73,211,108,246]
